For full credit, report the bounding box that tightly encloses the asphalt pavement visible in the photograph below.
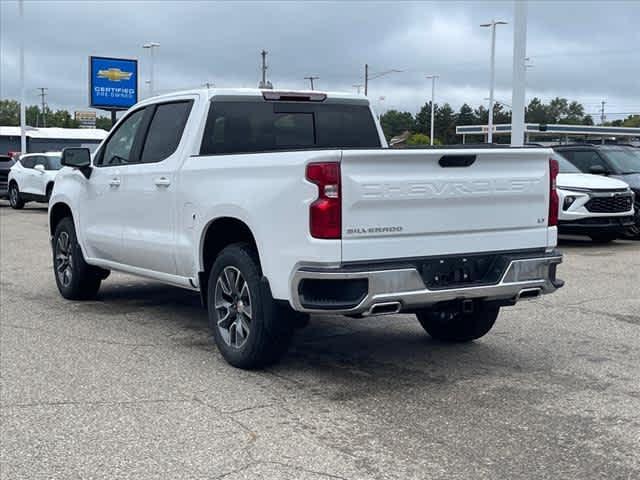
[1,201,639,479]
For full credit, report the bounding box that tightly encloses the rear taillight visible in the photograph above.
[306,162,341,239]
[548,158,559,226]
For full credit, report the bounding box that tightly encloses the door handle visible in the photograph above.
[109,177,121,187]
[154,176,171,187]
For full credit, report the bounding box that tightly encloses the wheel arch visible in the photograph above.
[198,216,261,302]
[49,202,74,237]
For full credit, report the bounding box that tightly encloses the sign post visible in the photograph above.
[89,56,138,128]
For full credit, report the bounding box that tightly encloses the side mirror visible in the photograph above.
[61,148,92,178]
[34,164,46,173]
[588,164,608,175]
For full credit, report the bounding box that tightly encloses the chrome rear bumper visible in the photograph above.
[291,250,563,315]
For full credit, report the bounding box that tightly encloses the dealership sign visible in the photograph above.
[89,56,138,110]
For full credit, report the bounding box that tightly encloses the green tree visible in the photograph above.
[525,97,548,124]
[95,116,113,131]
[415,101,434,135]
[622,115,640,127]
[434,103,457,144]
[457,103,475,126]
[406,133,431,146]
[0,99,20,125]
[492,103,511,124]
[380,110,415,140]
[473,105,489,125]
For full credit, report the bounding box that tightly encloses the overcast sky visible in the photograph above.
[1,0,639,121]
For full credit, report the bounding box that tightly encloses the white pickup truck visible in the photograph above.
[50,88,563,369]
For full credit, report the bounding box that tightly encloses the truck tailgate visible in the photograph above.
[340,148,553,262]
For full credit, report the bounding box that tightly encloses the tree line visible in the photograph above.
[0,100,112,130]
[380,97,601,144]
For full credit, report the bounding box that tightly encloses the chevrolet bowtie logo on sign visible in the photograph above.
[90,56,138,110]
[97,68,133,82]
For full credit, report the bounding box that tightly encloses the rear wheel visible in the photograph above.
[207,243,294,369]
[53,217,105,300]
[8,183,24,209]
[416,302,499,342]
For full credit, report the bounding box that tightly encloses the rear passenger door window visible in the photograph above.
[140,101,193,163]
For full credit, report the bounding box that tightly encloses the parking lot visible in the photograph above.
[0,201,638,479]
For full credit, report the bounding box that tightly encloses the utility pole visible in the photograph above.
[19,0,26,152]
[426,75,439,146]
[37,87,48,127]
[203,82,214,89]
[511,1,528,147]
[600,100,606,125]
[364,65,402,97]
[481,19,508,143]
[259,50,272,89]
[352,84,363,95]
[304,76,319,90]
[364,64,369,96]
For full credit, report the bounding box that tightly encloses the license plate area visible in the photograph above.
[420,254,508,289]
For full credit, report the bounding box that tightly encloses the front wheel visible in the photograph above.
[8,183,24,209]
[53,217,104,300]
[207,243,294,369]
[416,303,499,342]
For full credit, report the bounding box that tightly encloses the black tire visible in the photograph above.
[8,182,24,209]
[52,217,103,300]
[416,302,499,342]
[589,233,617,243]
[207,243,294,369]
[45,183,54,202]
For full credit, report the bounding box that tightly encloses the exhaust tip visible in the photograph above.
[367,302,402,316]
[516,288,542,301]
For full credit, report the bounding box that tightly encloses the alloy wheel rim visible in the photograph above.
[55,231,73,287]
[9,186,17,206]
[214,266,252,349]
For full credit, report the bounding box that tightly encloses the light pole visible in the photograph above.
[19,0,26,152]
[352,84,364,95]
[364,64,402,96]
[480,19,507,143]
[426,75,439,146]
[143,42,160,97]
[511,1,528,146]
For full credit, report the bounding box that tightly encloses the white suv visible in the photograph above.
[8,152,63,209]
[555,153,635,242]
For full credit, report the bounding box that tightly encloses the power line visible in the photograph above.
[304,76,319,90]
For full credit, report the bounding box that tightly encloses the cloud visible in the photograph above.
[1,0,638,121]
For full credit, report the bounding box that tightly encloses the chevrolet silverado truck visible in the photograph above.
[49,88,563,369]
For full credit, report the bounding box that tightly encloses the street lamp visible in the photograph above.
[480,19,507,143]
[364,64,402,96]
[142,42,160,97]
[426,75,439,146]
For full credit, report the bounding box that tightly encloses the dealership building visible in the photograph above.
[0,126,107,155]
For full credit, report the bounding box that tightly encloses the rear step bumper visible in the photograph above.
[291,250,563,315]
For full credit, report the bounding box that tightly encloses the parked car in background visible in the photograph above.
[553,152,635,242]
[8,152,63,209]
[0,154,17,200]
[553,144,640,237]
[49,88,563,369]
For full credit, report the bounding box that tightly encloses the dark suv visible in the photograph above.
[553,144,640,237]
[0,154,17,200]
